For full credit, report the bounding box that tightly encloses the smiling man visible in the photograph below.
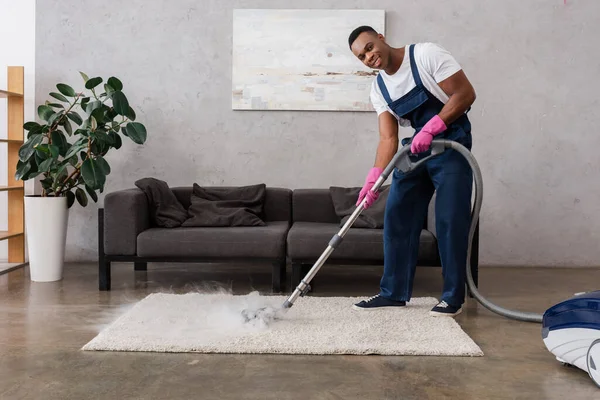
[348,26,477,317]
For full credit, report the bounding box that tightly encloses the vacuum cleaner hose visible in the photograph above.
[447,140,543,323]
[283,138,544,323]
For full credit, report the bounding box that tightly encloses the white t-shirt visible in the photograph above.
[370,42,462,127]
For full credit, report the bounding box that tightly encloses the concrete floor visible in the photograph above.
[1,262,600,399]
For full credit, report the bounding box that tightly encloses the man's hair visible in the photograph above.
[348,25,377,49]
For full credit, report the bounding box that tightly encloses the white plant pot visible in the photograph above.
[24,195,69,282]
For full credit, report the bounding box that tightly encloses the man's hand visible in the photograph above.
[356,167,383,208]
[411,69,476,154]
[357,111,398,209]
[411,115,446,153]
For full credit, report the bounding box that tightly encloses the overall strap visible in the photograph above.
[376,73,393,105]
[408,44,424,88]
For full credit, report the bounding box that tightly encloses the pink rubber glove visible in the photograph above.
[356,167,383,209]
[410,115,447,154]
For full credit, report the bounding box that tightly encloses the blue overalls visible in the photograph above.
[377,44,473,308]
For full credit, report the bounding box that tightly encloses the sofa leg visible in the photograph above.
[100,260,111,291]
[271,261,286,293]
[134,262,147,271]
[291,262,314,293]
[301,263,314,291]
[291,262,302,289]
[98,208,111,291]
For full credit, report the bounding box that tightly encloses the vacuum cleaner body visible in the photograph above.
[542,290,600,387]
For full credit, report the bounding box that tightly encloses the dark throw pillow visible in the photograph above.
[134,177,188,228]
[329,185,390,229]
[182,183,267,227]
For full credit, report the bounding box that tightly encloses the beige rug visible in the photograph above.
[82,292,483,356]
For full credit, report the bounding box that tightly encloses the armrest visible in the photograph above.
[103,188,150,255]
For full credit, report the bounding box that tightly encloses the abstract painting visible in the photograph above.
[232,9,385,111]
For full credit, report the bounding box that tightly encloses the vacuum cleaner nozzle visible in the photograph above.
[240,305,282,325]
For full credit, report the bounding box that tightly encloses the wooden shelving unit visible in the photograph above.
[1,66,26,274]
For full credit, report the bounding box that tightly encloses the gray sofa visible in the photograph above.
[98,185,479,293]
[98,186,292,292]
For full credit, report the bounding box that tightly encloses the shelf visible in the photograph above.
[0,262,27,275]
[0,89,23,98]
[0,231,24,241]
[0,186,23,192]
[2,66,26,265]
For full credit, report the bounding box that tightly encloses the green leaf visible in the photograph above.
[80,151,88,161]
[64,142,87,160]
[19,134,44,162]
[110,121,121,132]
[22,157,39,180]
[56,83,76,97]
[47,111,64,126]
[37,105,55,121]
[112,91,129,116]
[75,188,88,207]
[55,163,69,181]
[90,116,97,130]
[80,97,90,111]
[35,144,50,155]
[91,106,107,124]
[38,157,54,172]
[49,92,68,102]
[49,144,60,159]
[103,83,116,97]
[14,160,32,181]
[66,190,75,208]
[81,158,106,190]
[96,156,111,175]
[85,184,98,202]
[85,100,102,114]
[107,77,123,91]
[79,71,89,82]
[85,77,102,89]
[125,106,136,121]
[106,107,118,120]
[109,131,122,149]
[125,122,147,144]
[41,177,54,193]
[46,102,64,109]
[69,154,78,166]
[51,131,68,156]
[24,122,41,131]
[62,119,73,135]
[67,112,83,125]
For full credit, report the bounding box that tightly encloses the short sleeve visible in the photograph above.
[419,43,462,83]
[370,79,389,116]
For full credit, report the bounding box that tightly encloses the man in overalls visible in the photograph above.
[348,26,476,317]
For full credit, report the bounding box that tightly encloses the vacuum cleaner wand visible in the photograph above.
[282,141,445,309]
[282,139,544,324]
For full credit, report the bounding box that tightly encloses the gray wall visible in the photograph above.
[36,0,600,266]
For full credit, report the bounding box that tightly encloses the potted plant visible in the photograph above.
[15,72,148,282]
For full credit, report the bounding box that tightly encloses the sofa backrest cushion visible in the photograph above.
[170,186,292,223]
[292,189,338,223]
[293,188,435,230]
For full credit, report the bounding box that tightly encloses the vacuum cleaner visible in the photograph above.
[277,138,600,387]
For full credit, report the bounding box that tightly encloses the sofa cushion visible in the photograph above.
[182,183,266,227]
[134,177,188,228]
[287,222,438,262]
[329,185,390,228]
[137,221,289,259]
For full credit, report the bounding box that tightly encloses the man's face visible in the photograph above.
[350,32,388,70]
